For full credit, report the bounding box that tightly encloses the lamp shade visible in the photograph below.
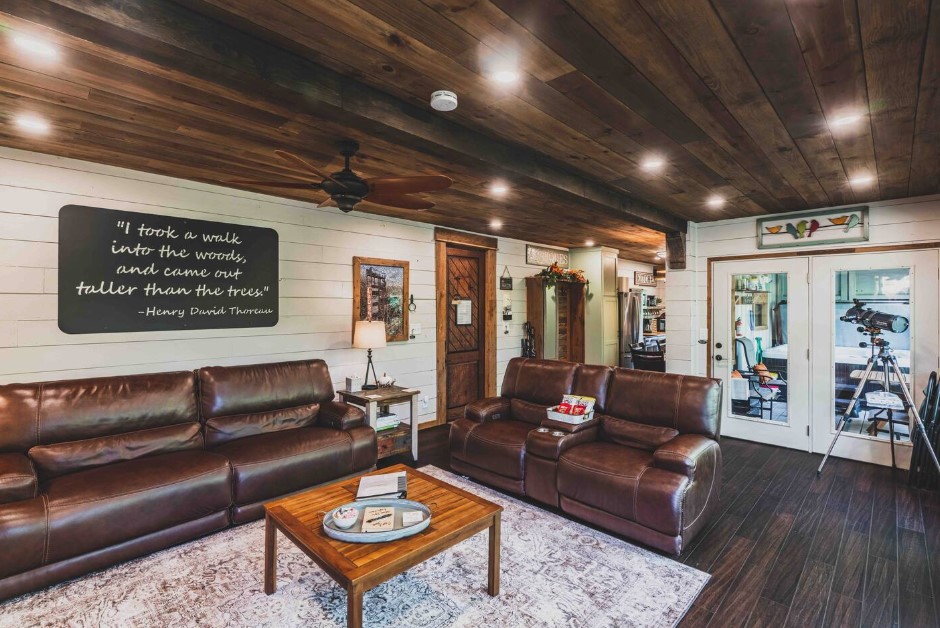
[353,320,387,349]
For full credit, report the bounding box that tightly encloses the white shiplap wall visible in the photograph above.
[666,195,940,376]
[0,147,548,425]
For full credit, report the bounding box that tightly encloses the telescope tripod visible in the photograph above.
[818,331,940,477]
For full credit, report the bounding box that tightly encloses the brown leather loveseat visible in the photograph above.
[0,358,376,601]
[450,357,722,555]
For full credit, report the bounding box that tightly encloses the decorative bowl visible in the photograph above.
[331,506,359,529]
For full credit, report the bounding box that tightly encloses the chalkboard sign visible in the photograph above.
[58,205,279,333]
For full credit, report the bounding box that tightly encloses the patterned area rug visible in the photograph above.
[0,467,708,628]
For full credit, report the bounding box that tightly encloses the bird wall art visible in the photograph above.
[757,207,869,249]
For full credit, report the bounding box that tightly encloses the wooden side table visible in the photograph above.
[337,386,420,460]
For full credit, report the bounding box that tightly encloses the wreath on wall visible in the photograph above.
[537,262,588,287]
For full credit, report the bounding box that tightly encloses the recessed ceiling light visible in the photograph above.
[14,114,51,135]
[585,240,595,247]
[706,195,725,209]
[849,173,875,187]
[828,111,865,130]
[490,181,509,197]
[12,35,59,60]
[655,250,666,259]
[641,156,666,172]
[491,69,520,84]
[489,219,503,229]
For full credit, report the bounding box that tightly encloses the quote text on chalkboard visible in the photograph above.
[58,205,279,333]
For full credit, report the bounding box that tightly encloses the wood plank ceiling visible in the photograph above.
[0,0,937,263]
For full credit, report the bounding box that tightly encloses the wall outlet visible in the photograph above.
[420,395,429,409]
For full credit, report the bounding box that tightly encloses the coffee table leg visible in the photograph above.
[488,512,501,596]
[264,513,277,595]
[347,583,363,628]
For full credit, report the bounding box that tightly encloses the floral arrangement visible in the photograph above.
[537,262,588,287]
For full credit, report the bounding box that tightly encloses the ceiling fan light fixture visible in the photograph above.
[430,90,458,112]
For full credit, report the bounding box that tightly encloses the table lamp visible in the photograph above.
[353,320,386,390]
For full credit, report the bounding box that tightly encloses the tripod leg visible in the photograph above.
[888,358,940,477]
[818,357,878,476]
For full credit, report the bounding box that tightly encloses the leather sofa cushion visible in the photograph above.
[44,450,232,564]
[604,369,722,438]
[211,427,354,507]
[500,358,577,406]
[29,423,204,480]
[571,365,614,413]
[0,497,47,579]
[0,384,40,453]
[559,442,653,522]
[198,359,335,420]
[0,453,37,503]
[36,372,199,445]
[558,442,688,536]
[510,398,551,425]
[460,420,533,480]
[203,403,319,448]
[599,415,678,451]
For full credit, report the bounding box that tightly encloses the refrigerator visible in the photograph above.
[618,278,644,367]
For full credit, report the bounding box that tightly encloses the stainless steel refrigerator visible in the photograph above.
[618,279,644,367]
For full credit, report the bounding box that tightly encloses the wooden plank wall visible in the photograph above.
[0,147,547,424]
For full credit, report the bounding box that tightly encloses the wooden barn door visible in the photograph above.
[445,245,486,421]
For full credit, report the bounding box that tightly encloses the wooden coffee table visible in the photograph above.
[263,464,502,628]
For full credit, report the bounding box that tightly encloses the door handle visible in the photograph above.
[715,355,723,362]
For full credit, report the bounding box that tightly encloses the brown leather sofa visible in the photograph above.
[450,357,722,555]
[0,359,376,601]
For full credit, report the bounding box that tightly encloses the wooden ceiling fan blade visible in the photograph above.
[274,150,348,189]
[366,194,434,210]
[225,179,317,189]
[319,197,338,207]
[366,175,452,195]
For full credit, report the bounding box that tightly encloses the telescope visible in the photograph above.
[840,299,909,334]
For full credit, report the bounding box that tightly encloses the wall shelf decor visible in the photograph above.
[353,257,409,343]
[757,206,869,249]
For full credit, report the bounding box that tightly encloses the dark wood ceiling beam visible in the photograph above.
[709,0,854,208]
[909,1,940,197]
[783,0,882,204]
[1,0,684,234]
[557,0,808,210]
[857,0,930,199]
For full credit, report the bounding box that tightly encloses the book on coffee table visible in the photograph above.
[356,470,407,500]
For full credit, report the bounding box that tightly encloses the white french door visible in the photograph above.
[712,258,810,450]
[809,250,939,467]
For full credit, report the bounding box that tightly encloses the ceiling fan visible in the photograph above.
[228,140,452,212]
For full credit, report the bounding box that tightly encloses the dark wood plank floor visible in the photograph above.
[393,426,940,627]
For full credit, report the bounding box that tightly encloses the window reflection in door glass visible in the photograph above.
[833,268,912,442]
[729,273,788,423]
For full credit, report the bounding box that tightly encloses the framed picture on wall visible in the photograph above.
[353,257,410,343]
[757,206,869,249]
[634,271,656,287]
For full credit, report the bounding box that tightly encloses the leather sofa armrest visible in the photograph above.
[0,453,38,505]
[527,425,598,460]
[464,397,511,423]
[318,400,367,431]
[653,434,719,479]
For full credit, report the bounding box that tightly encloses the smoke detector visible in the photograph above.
[430,90,458,112]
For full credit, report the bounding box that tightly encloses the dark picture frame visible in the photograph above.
[353,257,410,343]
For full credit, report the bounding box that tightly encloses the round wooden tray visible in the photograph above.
[322,499,431,543]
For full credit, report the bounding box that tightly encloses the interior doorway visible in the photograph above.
[434,229,497,427]
[711,248,940,467]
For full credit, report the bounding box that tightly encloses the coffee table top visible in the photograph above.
[264,464,502,590]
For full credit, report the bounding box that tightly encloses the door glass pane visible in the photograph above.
[730,273,789,423]
[833,268,912,442]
